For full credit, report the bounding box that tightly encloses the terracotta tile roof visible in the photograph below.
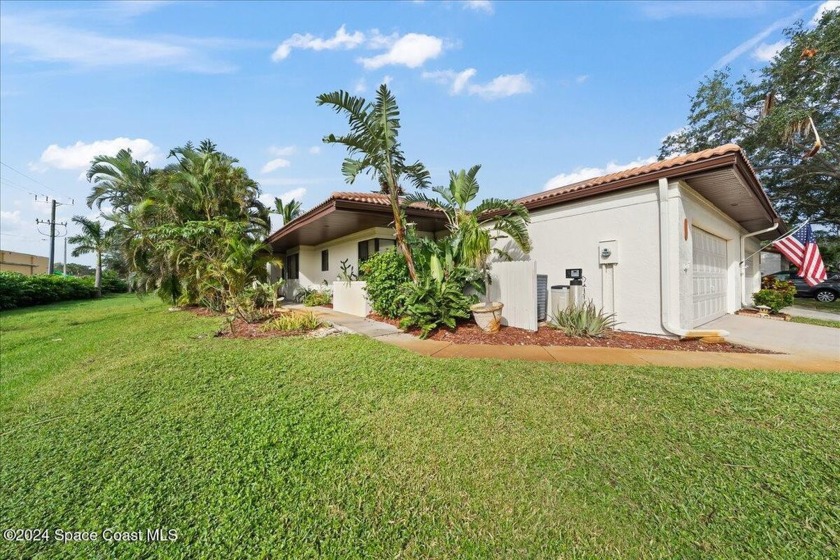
[518,144,744,207]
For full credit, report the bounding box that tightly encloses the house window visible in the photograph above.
[285,254,299,280]
[321,250,329,272]
[377,238,395,253]
[358,240,370,264]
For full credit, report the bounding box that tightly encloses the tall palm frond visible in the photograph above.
[317,83,430,281]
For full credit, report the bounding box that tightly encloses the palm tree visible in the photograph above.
[68,216,112,297]
[86,149,154,211]
[406,165,532,304]
[273,197,303,225]
[317,83,431,281]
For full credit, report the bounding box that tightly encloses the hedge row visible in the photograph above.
[0,272,128,311]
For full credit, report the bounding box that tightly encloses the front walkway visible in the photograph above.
[306,307,839,373]
[706,314,839,362]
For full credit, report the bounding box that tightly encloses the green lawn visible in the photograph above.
[792,297,840,313]
[790,316,840,329]
[1,296,838,559]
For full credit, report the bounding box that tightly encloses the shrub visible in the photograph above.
[303,290,332,307]
[294,284,332,307]
[548,300,619,337]
[261,311,323,333]
[360,249,411,318]
[99,272,129,294]
[398,277,477,338]
[0,272,98,310]
[753,278,796,312]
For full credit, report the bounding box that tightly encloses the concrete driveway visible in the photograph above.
[706,314,840,363]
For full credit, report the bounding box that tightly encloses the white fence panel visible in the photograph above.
[487,260,538,332]
[333,281,371,317]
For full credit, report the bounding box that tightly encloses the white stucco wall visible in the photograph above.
[278,227,439,298]
[516,185,665,334]
[508,180,769,335]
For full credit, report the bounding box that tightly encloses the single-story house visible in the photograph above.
[266,144,784,336]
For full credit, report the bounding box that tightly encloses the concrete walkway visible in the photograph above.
[306,307,839,373]
[706,314,839,362]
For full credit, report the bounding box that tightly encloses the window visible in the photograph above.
[377,238,395,253]
[321,250,329,272]
[285,254,299,280]
[358,240,370,264]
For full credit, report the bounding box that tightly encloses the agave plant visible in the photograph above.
[548,300,620,338]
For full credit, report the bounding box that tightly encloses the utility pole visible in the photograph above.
[63,238,68,276]
[35,197,68,275]
[49,198,56,274]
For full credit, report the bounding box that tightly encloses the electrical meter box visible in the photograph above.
[598,240,618,265]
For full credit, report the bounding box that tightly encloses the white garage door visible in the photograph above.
[692,227,727,326]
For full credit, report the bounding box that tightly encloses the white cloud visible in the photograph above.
[423,68,532,99]
[0,14,247,73]
[308,146,321,155]
[268,145,297,157]
[812,1,839,25]
[752,40,786,61]
[38,138,161,172]
[470,74,533,99]
[261,158,291,174]
[277,187,307,202]
[272,25,365,61]
[1,210,23,225]
[382,75,394,86]
[359,33,444,69]
[354,77,367,93]
[712,4,812,68]
[463,1,494,14]
[272,26,446,70]
[543,157,657,191]
[575,74,589,84]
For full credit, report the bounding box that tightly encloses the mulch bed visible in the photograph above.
[182,306,322,339]
[369,314,770,354]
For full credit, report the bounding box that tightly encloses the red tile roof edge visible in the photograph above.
[518,144,744,206]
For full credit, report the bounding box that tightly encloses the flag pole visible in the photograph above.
[741,219,810,264]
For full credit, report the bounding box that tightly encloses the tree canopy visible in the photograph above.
[661,9,839,232]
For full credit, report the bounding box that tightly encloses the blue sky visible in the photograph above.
[0,0,834,263]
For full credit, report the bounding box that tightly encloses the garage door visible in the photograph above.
[692,227,727,326]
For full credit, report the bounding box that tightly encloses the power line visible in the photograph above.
[0,160,69,200]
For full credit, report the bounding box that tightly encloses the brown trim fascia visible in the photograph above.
[522,154,740,211]
[732,152,787,232]
[266,200,337,244]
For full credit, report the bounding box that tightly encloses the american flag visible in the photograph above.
[773,223,827,287]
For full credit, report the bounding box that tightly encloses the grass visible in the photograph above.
[792,297,840,313]
[790,316,840,329]
[1,295,838,559]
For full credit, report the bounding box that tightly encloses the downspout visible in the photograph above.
[657,178,729,339]
[740,221,779,307]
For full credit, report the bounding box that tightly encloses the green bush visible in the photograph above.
[548,300,619,337]
[261,311,323,333]
[99,271,129,294]
[0,272,98,310]
[360,249,411,318]
[398,276,477,339]
[303,290,332,307]
[294,284,332,307]
[753,278,796,313]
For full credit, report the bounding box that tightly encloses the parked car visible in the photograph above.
[762,270,840,302]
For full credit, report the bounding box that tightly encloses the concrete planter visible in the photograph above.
[471,302,504,333]
[332,281,371,317]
